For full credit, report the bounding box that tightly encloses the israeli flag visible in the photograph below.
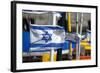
[30,25,65,51]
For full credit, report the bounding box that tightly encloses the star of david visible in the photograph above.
[41,31,52,43]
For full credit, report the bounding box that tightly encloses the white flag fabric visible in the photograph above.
[30,25,65,51]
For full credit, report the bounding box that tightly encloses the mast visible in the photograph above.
[50,12,56,61]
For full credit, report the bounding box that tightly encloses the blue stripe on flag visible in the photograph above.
[30,43,64,48]
[30,26,64,30]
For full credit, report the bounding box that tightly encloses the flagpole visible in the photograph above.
[78,13,83,59]
[76,13,83,60]
[76,13,79,60]
[50,12,56,62]
[80,13,83,35]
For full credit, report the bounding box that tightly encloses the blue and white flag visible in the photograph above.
[30,25,65,51]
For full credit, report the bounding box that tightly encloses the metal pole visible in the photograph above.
[50,48,55,61]
[50,12,56,62]
[68,12,71,32]
[76,13,79,60]
[78,13,83,59]
[76,13,79,34]
[76,13,83,60]
[67,12,72,60]
[80,13,83,35]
